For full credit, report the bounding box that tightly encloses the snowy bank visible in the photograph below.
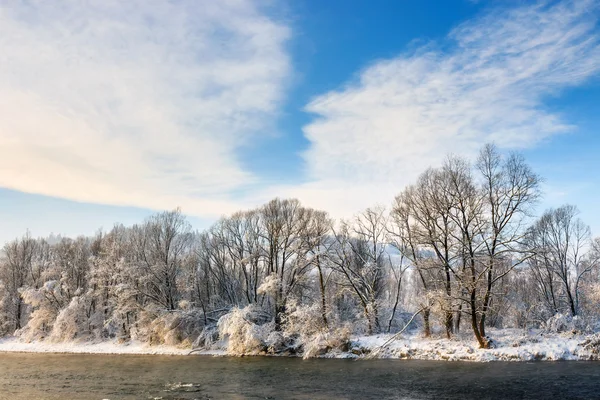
[0,337,222,356]
[1,328,600,361]
[344,329,600,362]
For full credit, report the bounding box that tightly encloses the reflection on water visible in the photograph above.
[0,353,597,399]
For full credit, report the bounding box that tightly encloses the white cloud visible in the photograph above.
[293,0,600,218]
[0,0,289,216]
[1,0,599,224]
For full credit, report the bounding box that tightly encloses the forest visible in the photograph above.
[1,144,599,357]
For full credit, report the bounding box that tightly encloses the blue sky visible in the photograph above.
[0,0,599,244]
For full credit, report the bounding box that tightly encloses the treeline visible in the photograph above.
[0,144,599,353]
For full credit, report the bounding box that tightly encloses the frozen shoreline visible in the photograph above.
[0,329,597,361]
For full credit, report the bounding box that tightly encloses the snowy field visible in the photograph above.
[1,328,599,361]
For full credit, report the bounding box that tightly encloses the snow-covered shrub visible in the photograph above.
[300,328,351,358]
[265,330,287,353]
[132,310,168,344]
[282,301,350,358]
[217,305,274,355]
[282,301,324,337]
[153,315,182,346]
[178,300,191,311]
[18,280,105,342]
[102,282,138,341]
[544,313,579,333]
[128,308,157,343]
[580,333,600,358]
[0,283,16,336]
[577,282,600,331]
[257,274,281,297]
[192,324,219,349]
[51,287,110,342]
[129,307,205,347]
[161,309,206,346]
[50,296,87,341]
[17,281,67,341]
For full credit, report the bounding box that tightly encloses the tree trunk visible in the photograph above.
[444,264,453,338]
[388,275,402,333]
[363,304,373,335]
[372,298,381,334]
[15,296,22,331]
[479,258,495,338]
[455,301,462,333]
[422,308,431,337]
[566,288,577,316]
[316,257,328,327]
[445,311,453,339]
[469,289,487,348]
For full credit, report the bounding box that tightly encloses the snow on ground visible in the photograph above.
[0,337,223,356]
[0,329,598,361]
[344,328,596,361]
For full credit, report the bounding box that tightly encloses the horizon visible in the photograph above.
[0,0,599,243]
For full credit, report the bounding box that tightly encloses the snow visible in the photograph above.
[345,328,593,362]
[0,336,223,356]
[0,328,598,361]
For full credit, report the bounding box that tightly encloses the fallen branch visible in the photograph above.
[366,307,424,359]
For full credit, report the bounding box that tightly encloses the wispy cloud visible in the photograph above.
[291,0,600,217]
[0,0,289,216]
[0,1,599,222]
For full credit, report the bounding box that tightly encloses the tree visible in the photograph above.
[526,205,591,317]
[391,145,540,347]
[131,209,193,311]
[442,155,488,347]
[221,211,263,305]
[258,198,322,330]
[304,209,333,328]
[330,208,388,335]
[0,233,38,331]
[475,144,540,336]
[391,168,459,338]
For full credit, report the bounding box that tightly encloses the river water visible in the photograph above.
[0,353,598,399]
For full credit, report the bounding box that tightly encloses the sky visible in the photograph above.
[0,0,599,243]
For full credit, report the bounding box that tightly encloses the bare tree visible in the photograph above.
[132,209,193,311]
[330,208,388,335]
[0,233,38,331]
[391,167,459,338]
[259,198,321,330]
[221,211,263,305]
[305,209,333,327]
[390,191,436,337]
[52,236,91,299]
[475,144,540,337]
[526,205,591,316]
[441,156,490,347]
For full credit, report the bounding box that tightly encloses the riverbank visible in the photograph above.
[345,328,598,361]
[0,337,207,356]
[0,328,598,361]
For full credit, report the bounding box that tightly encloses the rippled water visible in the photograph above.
[0,353,598,399]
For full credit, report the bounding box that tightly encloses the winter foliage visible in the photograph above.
[0,144,600,358]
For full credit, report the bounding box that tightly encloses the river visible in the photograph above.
[0,353,598,399]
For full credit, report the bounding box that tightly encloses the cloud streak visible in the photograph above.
[293,0,600,217]
[0,0,289,216]
[0,0,599,222]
